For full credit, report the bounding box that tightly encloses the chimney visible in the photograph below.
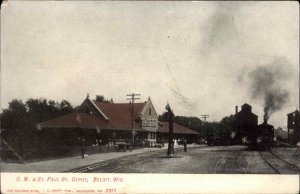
[235,106,238,115]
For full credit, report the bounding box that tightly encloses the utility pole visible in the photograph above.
[166,103,174,156]
[201,114,210,141]
[201,114,210,122]
[126,93,141,151]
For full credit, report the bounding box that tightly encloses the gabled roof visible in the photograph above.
[139,97,158,116]
[93,101,145,130]
[158,122,199,135]
[38,112,111,129]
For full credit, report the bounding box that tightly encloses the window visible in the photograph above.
[150,132,155,139]
[153,133,156,139]
[149,108,151,116]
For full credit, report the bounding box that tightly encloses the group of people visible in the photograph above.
[79,137,187,159]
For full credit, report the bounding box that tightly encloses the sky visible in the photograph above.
[1,1,299,129]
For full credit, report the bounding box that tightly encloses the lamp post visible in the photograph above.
[166,103,174,156]
[201,114,209,142]
[96,128,101,152]
[36,124,42,161]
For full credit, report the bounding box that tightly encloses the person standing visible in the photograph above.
[80,137,86,159]
[184,138,187,152]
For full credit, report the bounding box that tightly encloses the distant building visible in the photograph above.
[235,103,258,141]
[287,110,300,144]
[38,95,199,147]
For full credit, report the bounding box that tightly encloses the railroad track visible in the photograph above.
[66,146,203,173]
[259,150,300,174]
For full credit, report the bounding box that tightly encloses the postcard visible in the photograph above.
[1,1,299,193]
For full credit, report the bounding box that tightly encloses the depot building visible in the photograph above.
[38,95,199,147]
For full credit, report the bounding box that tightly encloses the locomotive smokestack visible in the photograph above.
[263,117,268,124]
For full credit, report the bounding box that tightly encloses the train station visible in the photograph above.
[37,95,199,151]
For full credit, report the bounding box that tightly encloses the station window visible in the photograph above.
[150,133,154,139]
[149,108,151,116]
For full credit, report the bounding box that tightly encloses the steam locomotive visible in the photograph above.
[247,120,274,151]
[235,104,274,151]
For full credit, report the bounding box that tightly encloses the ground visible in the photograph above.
[103,145,300,174]
[2,145,299,174]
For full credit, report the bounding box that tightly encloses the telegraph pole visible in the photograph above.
[201,114,210,122]
[201,114,210,140]
[126,93,141,151]
[166,103,174,156]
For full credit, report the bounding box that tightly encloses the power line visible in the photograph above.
[201,114,210,141]
[126,93,141,150]
[201,114,210,122]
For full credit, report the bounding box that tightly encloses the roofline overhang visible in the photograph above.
[88,98,110,121]
[39,126,146,132]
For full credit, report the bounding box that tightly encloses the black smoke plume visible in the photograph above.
[248,61,290,122]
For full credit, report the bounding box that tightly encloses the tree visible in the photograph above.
[159,114,205,136]
[1,98,74,130]
[220,115,236,131]
[59,100,74,115]
[1,99,27,130]
[1,98,75,160]
[95,95,110,103]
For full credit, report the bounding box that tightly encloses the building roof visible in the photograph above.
[93,101,145,130]
[158,122,199,135]
[241,103,251,108]
[237,103,258,118]
[287,109,300,116]
[38,112,111,129]
[38,112,146,132]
